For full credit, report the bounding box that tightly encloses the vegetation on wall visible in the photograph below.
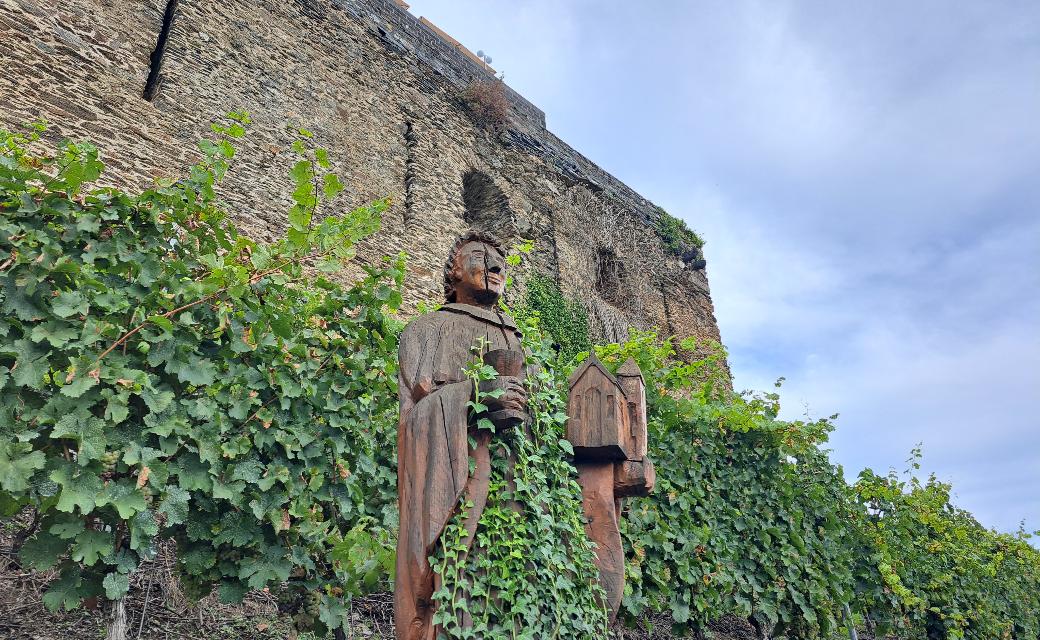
[512,272,591,364]
[461,78,510,129]
[2,120,1037,640]
[655,207,704,257]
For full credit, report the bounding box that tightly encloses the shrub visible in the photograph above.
[0,117,401,635]
[462,78,510,128]
[656,207,704,258]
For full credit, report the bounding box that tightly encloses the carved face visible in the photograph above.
[451,240,506,306]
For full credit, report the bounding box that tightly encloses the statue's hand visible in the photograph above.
[479,375,528,414]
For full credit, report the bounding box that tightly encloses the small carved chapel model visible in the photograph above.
[567,355,656,620]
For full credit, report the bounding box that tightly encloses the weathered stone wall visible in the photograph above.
[0,0,723,353]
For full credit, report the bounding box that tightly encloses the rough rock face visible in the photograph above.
[0,0,723,353]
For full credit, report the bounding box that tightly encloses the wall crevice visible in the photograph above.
[143,0,179,101]
[403,121,417,225]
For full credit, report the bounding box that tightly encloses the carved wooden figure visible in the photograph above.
[395,231,527,640]
[567,355,655,621]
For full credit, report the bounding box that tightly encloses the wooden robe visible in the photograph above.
[395,303,523,640]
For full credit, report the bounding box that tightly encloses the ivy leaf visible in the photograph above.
[52,291,89,318]
[0,441,46,492]
[20,532,71,570]
[71,529,113,566]
[102,571,130,600]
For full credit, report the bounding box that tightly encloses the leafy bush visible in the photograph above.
[850,456,1040,639]
[0,118,401,634]
[598,330,1040,640]
[597,332,854,637]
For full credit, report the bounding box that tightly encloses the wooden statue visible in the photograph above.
[567,355,655,621]
[395,231,527,640]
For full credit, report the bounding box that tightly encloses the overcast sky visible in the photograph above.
[408,0,1040,534]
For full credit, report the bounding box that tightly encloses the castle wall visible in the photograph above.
[0,0,724,353]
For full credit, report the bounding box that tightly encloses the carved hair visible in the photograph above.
[443,230,505,302]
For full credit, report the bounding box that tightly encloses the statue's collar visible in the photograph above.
[442,303,519,331]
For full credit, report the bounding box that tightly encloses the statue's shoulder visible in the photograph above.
[401,308,451,340]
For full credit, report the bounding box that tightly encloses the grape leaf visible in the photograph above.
[214,511,255,546]
[11,339,50,390]
[51,291,89,318]
[0,441,46,492]
[158,485,190,526]
[140,386,175,413]
[31,320,79,347]
[42,568,86,612]
[102,571,129,600]
[130,510,158,554]
[97,482,146,519]
[71,530,113,566]
[50,464,104,514]
[49,516,86,539]
[180,545,217,575]
[218,579,249,604]
[60,369,99,398]
[51,411,106,464]
[239,546,292,589]
[20,532,70,570]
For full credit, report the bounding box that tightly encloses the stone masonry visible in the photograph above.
[0,0,723,353]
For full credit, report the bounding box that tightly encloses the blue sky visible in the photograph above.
[408,0,1040,534]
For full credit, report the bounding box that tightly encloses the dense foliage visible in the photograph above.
[596,332,1040,639]
[0,119,399,634]
[849,457,1040,639]
[654,207,704,257]
[431,322,607,639]
[2,121,1037,640]
[512,272,591,365]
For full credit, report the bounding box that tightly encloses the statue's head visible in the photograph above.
[443,230,507,307]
